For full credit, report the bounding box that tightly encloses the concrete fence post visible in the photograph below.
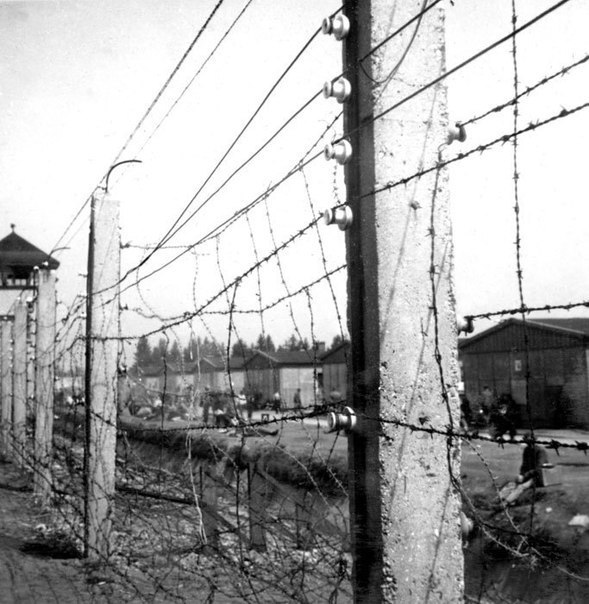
[295,499,313,551]
[12,299,28,467]
[84,189,120,560]
[26,299,36,423]
[247,464,266,551]
[1,316,14,458]
[34,268,57,502]
[202,464,219,547]
[342,1,464,600]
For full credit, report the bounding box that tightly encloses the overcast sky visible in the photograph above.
[1,0,588,352]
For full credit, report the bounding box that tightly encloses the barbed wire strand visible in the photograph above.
[49,0,227,256]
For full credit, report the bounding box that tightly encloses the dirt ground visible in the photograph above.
[0,459,122,604]
[462,429,589,602]
[0,449,349,604]
[3,426,589,603]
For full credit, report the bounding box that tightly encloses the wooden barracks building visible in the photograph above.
[459,318,589,429]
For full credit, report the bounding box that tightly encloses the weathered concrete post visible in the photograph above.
[84,189,120,560]
[1,316,14,457]
[201,463,221,548]
[12,299,28,467]
[34,268,57,502]
[247,464,266,551]
[342,1,463,601]
[26,300,36,423]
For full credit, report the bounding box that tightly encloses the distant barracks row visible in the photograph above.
[135,318,589,429]
[55,318,589,429]
[124,343,350,409]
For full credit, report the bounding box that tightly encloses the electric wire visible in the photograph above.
[342,0,574,148]
[123,8,343,283]
[132,0,257,162]
[115,0,565,293]
[110,112,341,301]
[117,2,442,285]
[50,0,227,256]
[88,1,437,300]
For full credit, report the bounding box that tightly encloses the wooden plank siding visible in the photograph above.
[320,342,350,402]
[460,319,587,353]
[460,319,589,429]
[244,364,279,403]
[243,351,319,406]
[323,362,347,401]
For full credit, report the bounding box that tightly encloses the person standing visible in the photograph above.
[236,389,247,421]
[293,388,302,412]
[245,392,256,421]
[459,392,473,433]
[489,394,517,440]
[202,387,212,425]
[272,391,282,413]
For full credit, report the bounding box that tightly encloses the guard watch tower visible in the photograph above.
[0,225,59,314]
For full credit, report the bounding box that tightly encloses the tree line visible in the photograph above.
[133,333,349,369]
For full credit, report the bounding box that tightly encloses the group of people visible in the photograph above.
[460,386,519,440]
[201,388,249,428]
[130,385,319,427]
[200,387,306,427]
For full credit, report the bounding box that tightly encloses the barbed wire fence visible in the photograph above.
[1,0,589,602]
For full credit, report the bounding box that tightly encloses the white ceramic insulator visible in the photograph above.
[326,406,357,433]
[457,316,474,334]
[447,123,467,144]
[321,14,350,40]
[327,412,338,432]
[323,77,351,103]
[332,14,350,40]
[324,206,353,231]
[324,139,352,165]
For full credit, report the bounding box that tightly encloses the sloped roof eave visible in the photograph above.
[243,349,317,367]
[459,317,589,351]
[0,232,59,270]
[320,341,350,362]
